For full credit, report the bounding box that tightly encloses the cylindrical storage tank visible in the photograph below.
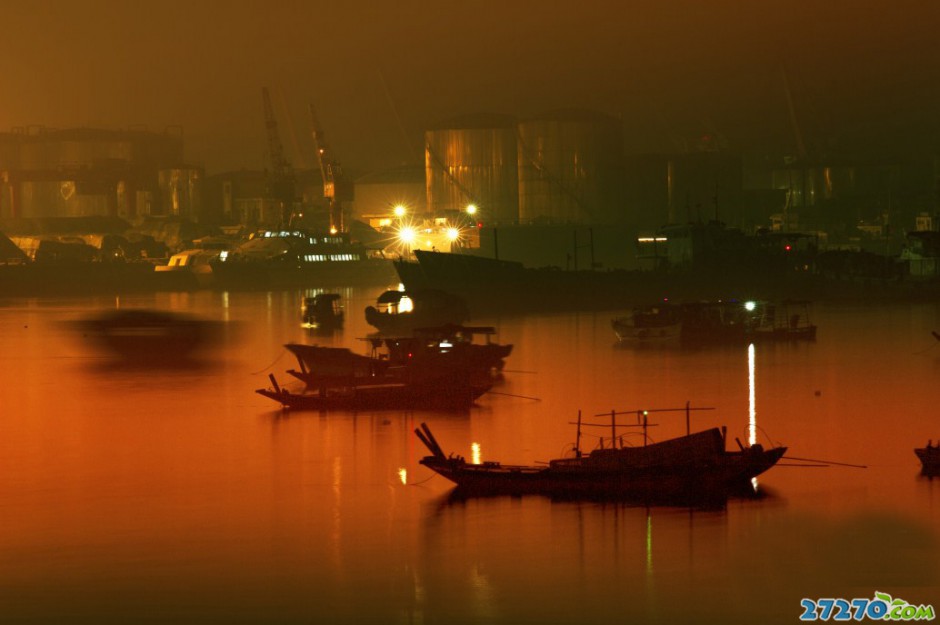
[159,167,203,219]
[425,113,519,225]
[55,131,132,166]
[18,180,111,218]
[18,137,55,170]
[517,109,625,224]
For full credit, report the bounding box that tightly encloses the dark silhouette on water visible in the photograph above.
[415,406,786,501]
[70,309,226,366]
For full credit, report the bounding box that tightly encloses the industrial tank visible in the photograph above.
[771,163,856,208]
[158,167,203,218]
[517,109,625,224]
[425,113,519,225]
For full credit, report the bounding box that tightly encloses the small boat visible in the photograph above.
[302,293,344,329]
[416,406,786,500]
[748,300,817,341]
[259,337,500,411]
[611,304,682,342]
[153,248,220,288]
[915,442,940,474]
[282,327,509,388]
[365,289,469,334]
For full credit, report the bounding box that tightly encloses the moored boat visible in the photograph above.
[259,334,503,411]
[416,406,786,500]
[364,289,469,334]
[154,248,220,289]
[210,228,396,289]
[611,304,682,342]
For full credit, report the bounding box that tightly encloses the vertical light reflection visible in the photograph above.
[645,512,653,575]
[747,343,756,446]
[469,564,495,620]
[748,342,758,491]
[471,442,481,465]
[331,456,342,571]
[398,467,407,485]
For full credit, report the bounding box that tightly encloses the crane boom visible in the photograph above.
[308,103,350,233]
[261,87,296,226]
[262,87,291,177]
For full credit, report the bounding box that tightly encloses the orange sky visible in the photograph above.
[1,0,937,173]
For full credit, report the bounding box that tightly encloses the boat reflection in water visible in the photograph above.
[416,405,786,506]
[70,308,227,367]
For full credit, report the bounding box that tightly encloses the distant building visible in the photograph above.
[0,126,201,221]
[352,165,426,228]
[202,168,329,229]
[624,151,745,230]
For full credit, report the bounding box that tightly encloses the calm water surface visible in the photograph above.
[1,288,938,624]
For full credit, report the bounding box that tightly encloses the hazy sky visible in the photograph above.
[3,0,938,174]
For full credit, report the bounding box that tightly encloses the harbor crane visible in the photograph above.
[261,87,297,227]
[308,103,352,234]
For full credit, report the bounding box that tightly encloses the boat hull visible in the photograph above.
[417,425,786,501]
[422,447,785,498]
[256,379,489,411]
[211,258,397,289]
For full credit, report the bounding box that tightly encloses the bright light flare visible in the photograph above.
[393,205,406,217]
[466,204,478,215]
[745,301,756,311]
[446,227,460,241]
[399,227,416,244]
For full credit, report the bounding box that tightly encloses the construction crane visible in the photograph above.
[261,87,297,227]
[308,103,352,234]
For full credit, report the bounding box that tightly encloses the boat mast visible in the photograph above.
[575,410,582,458]
[610,409,617,448]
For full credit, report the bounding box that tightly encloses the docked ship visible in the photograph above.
[394,222,831,313]
[210,229,397,290]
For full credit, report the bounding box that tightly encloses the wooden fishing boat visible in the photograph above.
[416,406,786,499]
[286,325,511,382]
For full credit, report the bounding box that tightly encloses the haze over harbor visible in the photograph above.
[3,0,938,174]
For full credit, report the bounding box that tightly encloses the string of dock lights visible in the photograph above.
[386,203,476,256]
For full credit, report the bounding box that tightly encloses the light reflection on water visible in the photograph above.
[0,290,938,623]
